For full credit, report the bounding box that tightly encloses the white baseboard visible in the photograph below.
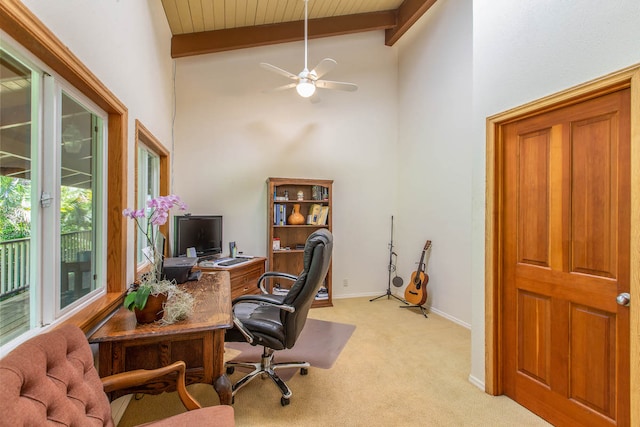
[428,306,471,329]
[334,290,407,300]
[333,293,471,330]
[468,374,485,391]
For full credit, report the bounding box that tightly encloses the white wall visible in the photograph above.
[395,0,473,328]
[173,32,398,299]
[20,0,175,282]
[470,0,640,386]
[20,0,640,393]
[21,0,174,145]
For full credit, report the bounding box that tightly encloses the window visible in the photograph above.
[135,121,169,271]
[137,144,159,266]
[2,1,128,355]
[0,44,107,346]
[0,50,35,344]
[57,90,105,309]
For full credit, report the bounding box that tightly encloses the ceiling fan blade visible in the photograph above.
[310,58,337,79]
[263,82,297,93]
[316,79,358,92]
[260,62,298,80]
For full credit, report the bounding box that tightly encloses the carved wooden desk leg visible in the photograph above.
[214,374,232,405]
[210,328,232,404]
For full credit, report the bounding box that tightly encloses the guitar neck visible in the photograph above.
[417,255,426,273]
[418,241,432,274]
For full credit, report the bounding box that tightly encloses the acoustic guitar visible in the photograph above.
[404,240,432,306]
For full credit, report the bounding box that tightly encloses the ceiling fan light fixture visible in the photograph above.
[260,0,356,100]
[296,79,316,98]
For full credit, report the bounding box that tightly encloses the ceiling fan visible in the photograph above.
[260,0,358,100]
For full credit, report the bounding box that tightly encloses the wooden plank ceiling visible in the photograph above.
[161,0,437,58]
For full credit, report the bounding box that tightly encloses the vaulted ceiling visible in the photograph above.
[161,0,437,58]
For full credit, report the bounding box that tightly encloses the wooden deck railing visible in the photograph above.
[0,237,29,300]
[0,230,91,300]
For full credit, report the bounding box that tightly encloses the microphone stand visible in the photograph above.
[370,216,408,303]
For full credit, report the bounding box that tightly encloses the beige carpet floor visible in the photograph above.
[117,296,551,426]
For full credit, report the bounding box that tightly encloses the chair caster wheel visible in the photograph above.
[300,367,308,375]
[226,366,235,375]
[281,397,290,406]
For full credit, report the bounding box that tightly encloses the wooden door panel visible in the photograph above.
[569,305,616,418]
[518,129,551,267]
[571,114,618,278]
[516,267,619,312]
[502,89,630,426]
[517,291,551,385]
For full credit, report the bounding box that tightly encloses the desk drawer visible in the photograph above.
[230,263,264,299]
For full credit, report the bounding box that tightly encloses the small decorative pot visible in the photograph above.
[134,293,167,324]
[287,204,305,225]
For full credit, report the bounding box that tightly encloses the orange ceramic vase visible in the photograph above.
[287,204,305,225]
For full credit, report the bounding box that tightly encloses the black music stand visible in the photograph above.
[370,216,408,304]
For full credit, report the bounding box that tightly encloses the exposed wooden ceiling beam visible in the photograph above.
[385,0,438,46]
[171,11,396,58]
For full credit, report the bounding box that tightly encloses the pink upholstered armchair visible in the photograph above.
[0,324,234,426]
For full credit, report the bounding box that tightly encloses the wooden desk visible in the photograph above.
[197,257,266,300]
[89,271,233,404]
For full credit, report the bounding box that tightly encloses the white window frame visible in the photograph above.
[0,33,108,346]
[54,84,107,318]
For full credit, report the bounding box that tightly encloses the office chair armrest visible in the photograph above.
[101,361,201,411]
[231,295,296,344]
[232,293,295,312]
[257,271,298,294]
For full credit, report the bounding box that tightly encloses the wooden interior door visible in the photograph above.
[501,89,630,426]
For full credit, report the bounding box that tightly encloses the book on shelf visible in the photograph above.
[272,284,289,296]
[311,185,320,200]
[315,286,329,300]
[307,203,322,225]
[274,203,287,225]
[317,206,329,225]
[311,185,330,201]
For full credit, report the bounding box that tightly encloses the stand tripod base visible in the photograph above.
[370,289,408,304]
[400,304,428,318]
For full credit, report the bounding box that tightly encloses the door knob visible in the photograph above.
[616,292,630,307]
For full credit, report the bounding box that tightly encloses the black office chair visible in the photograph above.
[225,229,333,406]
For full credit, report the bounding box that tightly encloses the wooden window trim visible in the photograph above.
[0,0,128,332]
[135,119,170,272]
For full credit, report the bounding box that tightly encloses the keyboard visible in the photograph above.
[217,258,247,267]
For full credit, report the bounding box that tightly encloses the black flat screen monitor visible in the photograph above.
[173,215,223,258]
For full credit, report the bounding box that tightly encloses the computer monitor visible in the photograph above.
[173,215,223,258]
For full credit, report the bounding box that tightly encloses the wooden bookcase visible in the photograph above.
[267,177,333,307]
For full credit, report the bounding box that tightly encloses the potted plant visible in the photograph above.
[123,195,194,324]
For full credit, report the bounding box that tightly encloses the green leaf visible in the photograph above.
[124,292,137,310]
[124,286,152,311]
[134,286,152,310]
